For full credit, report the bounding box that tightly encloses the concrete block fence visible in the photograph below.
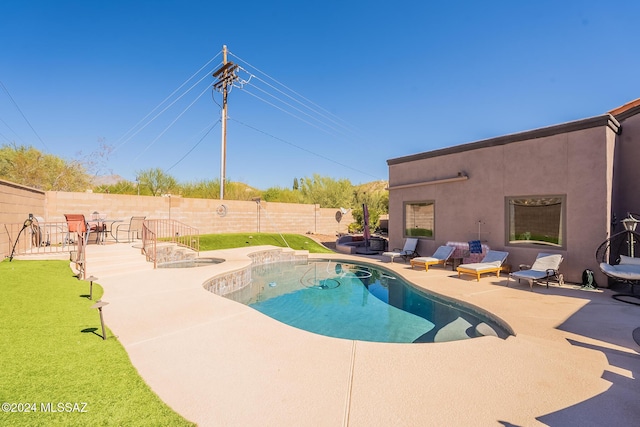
[1,179,354,258]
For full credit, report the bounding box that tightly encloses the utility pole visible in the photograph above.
[212,45,239,200]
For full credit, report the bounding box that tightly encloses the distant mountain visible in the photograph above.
[355,180,388,193]
[92,174,126,186]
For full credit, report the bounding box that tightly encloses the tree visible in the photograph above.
[180,179,220,199]
[136,168,178,196]
[350,180,389,233]
[78,138,114,178]
[293,177,299,190]
[298,174,354,208]
[0,143,91,191]
[95,180,138,195]
[262,186,304,203]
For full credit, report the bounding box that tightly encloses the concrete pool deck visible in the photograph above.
[84,243,639,426]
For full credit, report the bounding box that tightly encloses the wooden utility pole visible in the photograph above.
[212,45,238,200]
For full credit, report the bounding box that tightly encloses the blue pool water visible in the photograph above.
[223,260,512,343]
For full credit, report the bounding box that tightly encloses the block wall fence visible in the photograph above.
[0,179,354,258]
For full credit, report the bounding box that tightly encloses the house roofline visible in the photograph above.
[387,114,621,166]
[611,102,640,122]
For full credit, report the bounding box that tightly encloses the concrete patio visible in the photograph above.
[81,243,639,426]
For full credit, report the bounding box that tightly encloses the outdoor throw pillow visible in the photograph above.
[469,240,482,254]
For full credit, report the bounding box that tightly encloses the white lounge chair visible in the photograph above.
[410,245,455,271]
[382,238,419,263]
[507,252,564,290]
[456,250,509,281]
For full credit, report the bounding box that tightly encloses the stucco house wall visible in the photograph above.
[612,107,640,218]
[387,115,620,285]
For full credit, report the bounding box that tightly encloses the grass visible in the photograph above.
[0,260,195,427]
[0,233,335,425]
[199,232,335,253]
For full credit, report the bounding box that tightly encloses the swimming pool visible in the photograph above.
[223,260,512,343]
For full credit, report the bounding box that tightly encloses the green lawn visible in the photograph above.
[0,260,195,427]
[0,233,335,425]
[199,232,334,253]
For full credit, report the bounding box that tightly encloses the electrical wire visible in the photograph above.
[166,120,220,172]
[229,117,381,180]
[239,79,351,140]
[240,87,345,140]
[235,65,359,140]
[122,46,380,182]
[229,51,361,137]
[0,117,26,144]
[113,53,222,153]
[134,83,212,160]
[0,80,49,150]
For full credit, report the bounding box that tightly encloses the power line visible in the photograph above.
[229,51,361,138]
[166,120,220,172]
[0,80,48,150]
[240,87,346,140]
[0,116,26,144]
[229,117,382,180]
[133,83,212,161]
[240,81,351,141]
[113,52,222,154]
[235,65,360,141]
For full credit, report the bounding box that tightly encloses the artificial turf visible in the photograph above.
[198,232,334,253]
[0,259,194,426]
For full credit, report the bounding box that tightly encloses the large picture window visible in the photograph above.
[507,196,564,247]
[404,201,434,238]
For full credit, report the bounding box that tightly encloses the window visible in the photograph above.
[404,201,434,238]
[506,196,564,247]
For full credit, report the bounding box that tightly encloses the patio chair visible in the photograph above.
[456,250,509,281]
[410,245,455,271]
[507,252,564,290]
[382,238,419,262]
[64,214,91,246]
[114,216,146,242]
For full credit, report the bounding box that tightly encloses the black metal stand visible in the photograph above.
[612,282,640,305]
[9,216,33,261]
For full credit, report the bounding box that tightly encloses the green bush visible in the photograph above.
[405,228,433,237]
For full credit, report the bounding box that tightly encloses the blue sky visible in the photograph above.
[2,1,640,190]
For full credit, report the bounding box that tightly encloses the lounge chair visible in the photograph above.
[115,216,146,242]
[456,250,509,281]
[382,238,419,262]
[410,245,455,271]
[507,252,564,290]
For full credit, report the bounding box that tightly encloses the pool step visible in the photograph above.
[433,317,474,342]
[474,322,499,338]
[83,243,153,278]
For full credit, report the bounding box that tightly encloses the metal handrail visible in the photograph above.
[141,220,156,268]
[4,219,87,278]
[141,219,199,268]
[4,220,79,255]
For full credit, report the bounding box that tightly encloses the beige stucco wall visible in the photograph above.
[0,183,354,259]
[388,124,617,285]
[43,192,352,236]
[0,180,46,257]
